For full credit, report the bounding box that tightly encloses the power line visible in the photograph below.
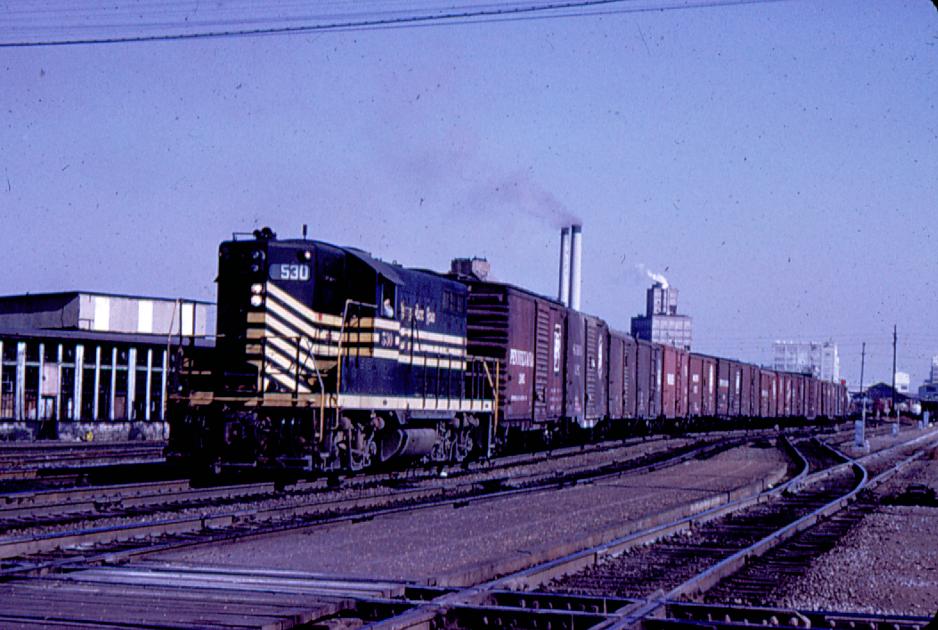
[0,0,789,48]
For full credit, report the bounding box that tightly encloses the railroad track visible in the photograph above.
[348,428,938,629]
[0,432,749,577]
[0,441,167,487]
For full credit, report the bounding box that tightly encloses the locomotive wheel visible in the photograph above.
[340,416,376,471]
[453,428,474,462]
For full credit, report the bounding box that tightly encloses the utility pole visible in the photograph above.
[891,324,898,436]
[856,342,867,449]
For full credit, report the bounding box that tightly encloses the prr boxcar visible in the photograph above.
[460,280,565,434]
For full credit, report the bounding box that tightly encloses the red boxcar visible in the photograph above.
[607,330,625,419]
[660,345,689,419]
[688,354,704,417]
[465,281,567,431]
[583,315,608,426]
[564,310,586,424]
[701,355,717,417]
[636,339,659,418]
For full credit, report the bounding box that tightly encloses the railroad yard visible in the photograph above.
[0,423,935,629]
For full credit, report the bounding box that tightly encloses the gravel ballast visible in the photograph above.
[776,458,938,616]
[156,444,789,586]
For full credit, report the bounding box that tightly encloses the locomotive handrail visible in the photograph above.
[335,299,377,417]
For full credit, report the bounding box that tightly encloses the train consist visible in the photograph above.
[167,227,848,472]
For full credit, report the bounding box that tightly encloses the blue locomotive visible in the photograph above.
[168,228,495,471]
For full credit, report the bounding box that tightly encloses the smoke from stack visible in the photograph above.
[636,263,669,289]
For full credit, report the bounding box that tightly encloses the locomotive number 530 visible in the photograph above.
[270,263,310,281]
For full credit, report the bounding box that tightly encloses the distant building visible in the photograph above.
[772,340,840,381]
[0,291,214,435]
[929,355,938,384]
[895,371,911,394]
[631,283,692,350]
[919,382,938,402]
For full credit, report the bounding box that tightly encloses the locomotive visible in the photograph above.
[168,228,496,472]
[167,227,848,472]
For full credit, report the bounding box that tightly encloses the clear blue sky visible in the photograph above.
[1,1,936,387]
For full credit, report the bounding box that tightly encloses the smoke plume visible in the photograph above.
[636,263,669,288]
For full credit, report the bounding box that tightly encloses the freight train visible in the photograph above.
[166,227,848,472]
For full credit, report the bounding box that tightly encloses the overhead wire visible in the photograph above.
[0,0,790,47]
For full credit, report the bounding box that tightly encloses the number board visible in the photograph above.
[269,263,311,282]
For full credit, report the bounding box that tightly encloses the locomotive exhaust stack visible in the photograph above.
[558,227,571,307]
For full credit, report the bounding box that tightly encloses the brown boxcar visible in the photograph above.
[622,334,638,418]
[660,345,689,419]
[778,372,791,418]
[564,309,586,424]
[701,355,717,417]
[635,338,658,419]
[791,373,805,417]
[716,358,731,417]
[727,360,745,418]
[583,315,608,426]
[660,345,678,419]
[688,353,704,417]
[464,281,566,431]
[806,377,819,419]
[607,331,625,419]
[740,363,755,418]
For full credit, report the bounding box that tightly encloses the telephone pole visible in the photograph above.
[891,325,898,435]
[857,342,867,448]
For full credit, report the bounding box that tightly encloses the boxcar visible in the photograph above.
[635,338,659,419]
[583,315,608,427]
[463,280,566,432]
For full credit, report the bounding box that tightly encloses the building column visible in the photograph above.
[37,342,44,421]
[93,346,102,420]
[56,345,63,420]
[15,341,26,420]
[0,340,4,417]
[160,349,168,420]
[109,348,117,421]
[72,344,84,421]
[145,349,153,421]
[127,347,137,420]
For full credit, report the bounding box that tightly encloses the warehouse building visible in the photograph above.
[772,339,840,382]
[0,291,213,440]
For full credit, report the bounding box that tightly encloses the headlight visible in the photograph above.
[250,294,264,307]
[250,283,264,295]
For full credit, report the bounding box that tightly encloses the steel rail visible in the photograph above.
[361,428,938,629]
[601,432,938,629]
[0,435,746,577]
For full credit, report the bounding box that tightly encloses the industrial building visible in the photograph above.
[0,291,213,439]
[772,340,840,382]
[631,283,693,350]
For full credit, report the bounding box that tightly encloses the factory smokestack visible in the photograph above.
[558,227,571,306]
[570,224,582,311]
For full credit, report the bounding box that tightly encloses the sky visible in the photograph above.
[1,0,936,388]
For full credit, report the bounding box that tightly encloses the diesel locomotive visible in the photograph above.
[167,227,848,472]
